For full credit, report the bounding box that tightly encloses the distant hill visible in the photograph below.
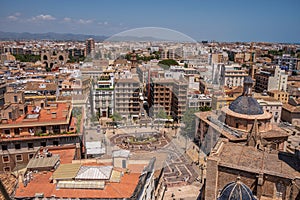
[106,35,169,42]
[0,31,108,41]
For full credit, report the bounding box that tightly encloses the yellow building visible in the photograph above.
[267,90,289,104]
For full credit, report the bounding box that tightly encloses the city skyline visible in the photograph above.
[1,0,300,43]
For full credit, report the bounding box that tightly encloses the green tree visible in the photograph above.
[156,109,168,119]
[181,108,198,139]
[200,106,212,112]
[158,59,179,70]
[111,112,122,121]
[184,63,188,68]
[13,54,40,62]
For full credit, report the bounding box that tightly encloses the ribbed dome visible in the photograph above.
[229,96,264,115]
[218,179,256,200]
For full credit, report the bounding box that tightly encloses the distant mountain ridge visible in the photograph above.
[0,31,108,41]
[0,31,180,42]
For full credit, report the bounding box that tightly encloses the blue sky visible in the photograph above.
[0,0,299,42]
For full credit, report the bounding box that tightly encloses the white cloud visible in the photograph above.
[31,14,56,21]
[104,21,108,25]
[7,15,18,21]
[7,12,21,21]
[63,17,72,22]
[78,19,93,24]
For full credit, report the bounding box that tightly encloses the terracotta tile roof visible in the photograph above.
[0,173,17,200]
[216,142,300,179]
[283,104,300,113]
[15,171,141,199]
[0,102,72,128]
[48,148,75,164]
[25,82,57,91]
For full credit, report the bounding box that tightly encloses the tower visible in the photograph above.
[85,38,95,57]
[242,76,254,97]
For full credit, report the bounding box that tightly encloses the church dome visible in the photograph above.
[228,76,263,115]
[218,179,256,200]
[229,96,264,115]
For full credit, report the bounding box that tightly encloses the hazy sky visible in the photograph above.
[1,0,299,42]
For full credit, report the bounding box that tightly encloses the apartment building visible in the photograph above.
[93,74,114,118]
[267,90,289,104]
[257,99,282,123]
[61,77,90,96]
[148,78,174,117]
[0,101,79,172]
[114,77,140,121]
[220,64,248,87]
[210,52,228,64]
[187,90,211,110]
[172,78,188,121]
[255,66,288,93]
[268,66,288,91]
[274,54,299,71]
[85,38,95,56]
[24,82,57,104]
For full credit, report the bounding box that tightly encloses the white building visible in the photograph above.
[92,74,115,117]
[257,99,282,124]
[268,66,288,92]
[220,64,248,87]
[187,91,212,110]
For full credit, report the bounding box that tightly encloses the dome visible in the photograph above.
[218,179,256,200]
[229,96,264,115]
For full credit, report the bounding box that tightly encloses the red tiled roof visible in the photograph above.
[1,102,71,127]
[15,171,140,199]
[15,147,146,199]
[48,148,75,164]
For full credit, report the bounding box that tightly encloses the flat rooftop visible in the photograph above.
[0,102,72,128]
[14,146,147,199]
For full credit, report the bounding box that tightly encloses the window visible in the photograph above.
[2,145,8,151]
[14,96,18,103]
[15,144,21,150]
[28,143,34,149]
[3,167,10,172]
[16,154,23,162]
[41,142,46,147]
[53,141,59,146]
[2,155,9,163]
[4,129,10,135]
[28,153,34,160]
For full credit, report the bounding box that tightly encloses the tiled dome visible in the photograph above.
[218,179,256,200]
[229,96,264,115]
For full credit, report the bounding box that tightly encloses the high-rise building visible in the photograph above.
[85,38,95,56]
[114,76,140,121]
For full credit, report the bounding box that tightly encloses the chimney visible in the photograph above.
[75,143,81,160]
[51,112,56,119]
